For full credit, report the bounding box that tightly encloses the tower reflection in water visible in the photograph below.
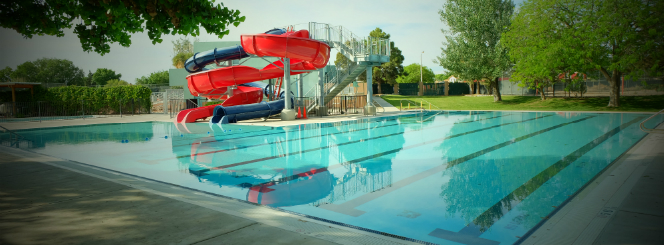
[172,119,404,208]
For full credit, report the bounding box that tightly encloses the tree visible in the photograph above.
[503,0,662,107]
[334,52,352,70]
[435,71,456,82]
[92,68,121,86]
[502,4,571,101]
[0,1,245,55]
[437,0,514,102]
[356,28,405,94]
[105,79,129,87]
[0,67,12,82]
[172,37,197,68]
[396,64,435,84]
[11,58,84,85]
[136,70,169,85]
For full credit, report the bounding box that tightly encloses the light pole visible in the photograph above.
[419,51,424,96]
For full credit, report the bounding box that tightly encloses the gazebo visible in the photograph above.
[0,82,41,116]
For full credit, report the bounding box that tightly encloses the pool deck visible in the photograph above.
[1,106,663,245]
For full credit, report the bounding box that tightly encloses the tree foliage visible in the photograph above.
[0,0,245,55]
[136,70,169,85]
[10,58,84,85]
[172,37,196,68]
[356,28,405,94]
[437,0,514,102]
[105,79,129,87]
[396,64,435,84]
[92,68,121,86]
[334,52,352,70]
[503,0,663,107]
[0,67,12,83]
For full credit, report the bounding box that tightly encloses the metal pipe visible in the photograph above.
[284,58,291,109]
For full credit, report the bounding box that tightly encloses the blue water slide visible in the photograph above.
[209,99,293,124]
[184,28,287,73]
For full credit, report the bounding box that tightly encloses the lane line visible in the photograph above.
[318,115,596,217]
[433,115,648,239]
[239,114,558,196]
[190,113,528,175]
[184,113,511,160]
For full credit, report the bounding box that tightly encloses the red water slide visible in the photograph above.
[175,30,330,123]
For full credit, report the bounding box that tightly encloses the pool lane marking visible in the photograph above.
[230,113,557,197]
[183,113,512,161]
[168,112,449,147]
[317,115,595,217]
[188,113,524,175]
[427,115,647,243]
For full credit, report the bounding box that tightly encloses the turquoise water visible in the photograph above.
[6,111,663,245]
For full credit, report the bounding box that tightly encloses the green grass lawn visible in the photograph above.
[381,95,664,112]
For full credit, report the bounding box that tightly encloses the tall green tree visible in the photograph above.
[357,28,405,94]
[396,64,435,84]
[136,70,169,85]
[0,0,245,55]
[504,0,663,107]
[92,68,121,86]
[172,37,197,68]
[11,58,84,85]
[437,0,514,102]
[0,67,12,82]
[334,52,352,70]
[502,1,571,100]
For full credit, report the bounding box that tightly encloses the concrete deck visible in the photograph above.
[522,123,664,245]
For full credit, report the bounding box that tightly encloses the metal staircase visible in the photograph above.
[298,22,391,114]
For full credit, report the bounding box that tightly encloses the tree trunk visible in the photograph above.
[377,82,383,94]
[602,68,621,107]
[493,78,502,102]
[468,81,474,95]
[476,81,480,95]
[539,88,546,100]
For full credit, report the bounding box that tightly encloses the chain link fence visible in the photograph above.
[0,99,150,122]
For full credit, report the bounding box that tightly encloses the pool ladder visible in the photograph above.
[399,99,445,123]
[639,108,664,134]
[0,125,31,148]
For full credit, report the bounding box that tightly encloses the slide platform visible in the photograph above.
[175,28,330,123]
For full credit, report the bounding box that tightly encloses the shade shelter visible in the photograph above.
[0,82,41,116]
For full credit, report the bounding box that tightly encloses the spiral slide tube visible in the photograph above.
[175,28,331,123]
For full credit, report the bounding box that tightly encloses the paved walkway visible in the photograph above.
[0,114,173,131]
[522,123,664,245]
[372,96,401,112]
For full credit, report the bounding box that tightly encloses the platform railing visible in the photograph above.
[307,22,390,61]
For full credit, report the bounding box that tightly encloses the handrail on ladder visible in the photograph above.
[0,124,29,148]
[639,108,664,134]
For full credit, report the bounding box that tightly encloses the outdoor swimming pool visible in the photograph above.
[5,111,663,245]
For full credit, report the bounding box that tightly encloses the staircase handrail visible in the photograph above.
[639,108,664,134]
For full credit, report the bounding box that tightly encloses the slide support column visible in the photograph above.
[364,65,376,116]
[316,66,327,116]
[281,58,296,121]
[298,74,303,109]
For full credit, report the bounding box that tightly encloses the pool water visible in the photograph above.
[6,111,663,245]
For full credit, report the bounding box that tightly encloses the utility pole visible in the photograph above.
[419,51,424,96]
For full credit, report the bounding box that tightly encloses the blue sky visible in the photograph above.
[0,0,524,84]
